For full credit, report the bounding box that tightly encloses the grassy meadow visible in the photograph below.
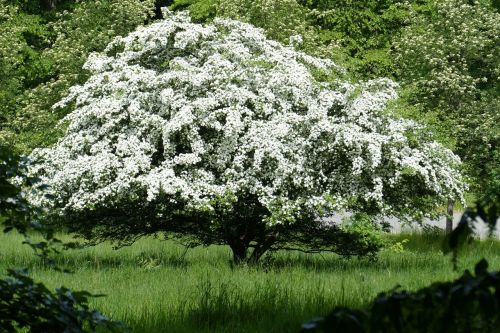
[1,231,499,333]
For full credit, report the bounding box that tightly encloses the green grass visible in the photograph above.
[1,231,499,333]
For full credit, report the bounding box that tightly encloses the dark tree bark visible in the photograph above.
[226,225,281,264]
[248,230,280,264]
[446,198,454,234]
[41,0,58,10]
[228,239,248,264]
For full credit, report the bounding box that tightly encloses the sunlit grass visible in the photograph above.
[1,231,499,332]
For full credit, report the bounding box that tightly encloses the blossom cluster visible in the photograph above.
[30,10,465,225]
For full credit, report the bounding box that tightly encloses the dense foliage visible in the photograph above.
[302,259,500,333]
[0,0,156,152]
[168,0,431,78]
[394,0,500,197]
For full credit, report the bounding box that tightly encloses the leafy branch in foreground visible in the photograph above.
[0,269,125,333]
[0,145,126,333]
[444,183,500,269]
[0,144,60,258]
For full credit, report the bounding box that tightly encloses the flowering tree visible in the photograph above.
[30,10,464,263]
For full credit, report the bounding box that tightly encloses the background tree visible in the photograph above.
[393,0,500,231]
[0,0,156,153]
[29,11,464,263]
[167,0,436,79]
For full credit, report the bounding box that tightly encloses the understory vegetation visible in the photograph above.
[1,231,499,333]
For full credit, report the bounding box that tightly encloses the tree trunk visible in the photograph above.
[248,230,279,264]
[229,241,248,264]
[41,0,58,10]
[446,198,454,234]
[228,230,279,265]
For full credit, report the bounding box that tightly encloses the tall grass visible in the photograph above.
[1,231,499,332]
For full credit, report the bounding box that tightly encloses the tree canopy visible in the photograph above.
[29,10,464,262]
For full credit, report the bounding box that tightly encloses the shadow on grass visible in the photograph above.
[255,253,450,273]
[127,279,336,333]
[253,231,500,273]
[37,251,191,271]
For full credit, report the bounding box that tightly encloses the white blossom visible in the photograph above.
[30,10,465,225]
